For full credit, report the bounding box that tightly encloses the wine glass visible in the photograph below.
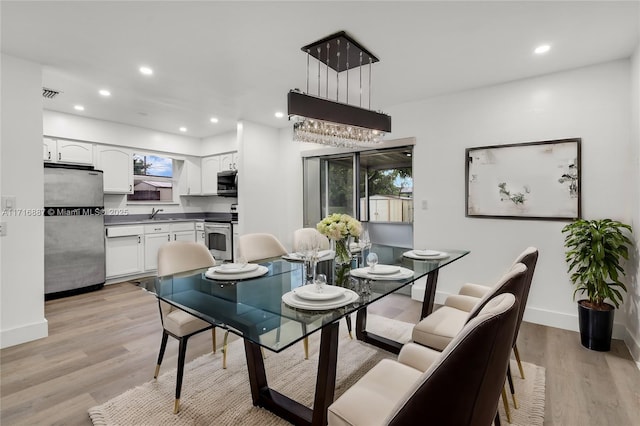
[359,229,371,250]
[366,252,378,272]
[315,273,327,293]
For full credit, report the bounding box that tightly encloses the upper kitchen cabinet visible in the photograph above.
[43,137,94,165]
[201,155,221,195]
[180,157,202,196]
[219,152,238,171]
[96,146,134,194]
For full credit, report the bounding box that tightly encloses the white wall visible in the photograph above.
[0,54,48,348]
[626,44,640,363]
[201,130,237,156]
[386,59,635,338]
[237,121,302,250]
[44,110,202,156]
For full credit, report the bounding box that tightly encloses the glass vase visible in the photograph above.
[333,238,352,287]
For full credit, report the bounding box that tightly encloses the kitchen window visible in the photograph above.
[127,154,175,202]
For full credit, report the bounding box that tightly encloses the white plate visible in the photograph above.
[205,265,269,281]
[293,284,345,301]
[350,266,414,280]
[365,264,400,275]
[403,250,449,260]
[282,289,359,310]
[213,263,259,274]
[413,249,443,257]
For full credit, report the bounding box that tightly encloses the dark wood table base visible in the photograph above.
[355,270,440,353]
[244,322,339,426]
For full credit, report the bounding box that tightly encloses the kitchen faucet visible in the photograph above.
[150,207,164,220]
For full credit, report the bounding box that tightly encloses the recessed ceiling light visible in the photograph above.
[99,89,111,97]
[179,127,187,132]
[534,44,551,55]
[274,111,284,118]
[74,105,85,111]
[139,66,154,76]
[210,117,219,123]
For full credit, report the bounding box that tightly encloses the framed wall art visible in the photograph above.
[466,138,581,221]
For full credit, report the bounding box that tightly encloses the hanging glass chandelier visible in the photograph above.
[288,31,391,148]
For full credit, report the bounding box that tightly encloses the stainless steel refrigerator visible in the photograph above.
[44,164,105,298]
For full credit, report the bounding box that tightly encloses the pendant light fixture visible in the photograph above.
[288,31,391,147]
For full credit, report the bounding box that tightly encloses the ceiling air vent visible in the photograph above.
[42,87,60,99]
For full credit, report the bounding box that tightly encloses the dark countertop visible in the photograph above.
[104,212,233,225]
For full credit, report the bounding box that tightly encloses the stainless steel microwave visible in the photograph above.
[217,170,238,197]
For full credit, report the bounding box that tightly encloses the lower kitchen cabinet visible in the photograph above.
[144,230,171,271]
[106,222,197,278]
[105,226,145,278]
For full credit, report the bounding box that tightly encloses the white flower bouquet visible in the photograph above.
[316,213,362,241]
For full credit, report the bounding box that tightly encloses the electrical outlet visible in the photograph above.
[0,222,6,237]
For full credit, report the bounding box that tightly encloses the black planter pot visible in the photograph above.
[577,300,615,351]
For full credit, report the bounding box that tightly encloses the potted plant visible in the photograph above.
[562,218,633,351]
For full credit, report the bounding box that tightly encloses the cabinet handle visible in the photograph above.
[129,184,132,192]
[58,153,61,161]
[229,163,233,169]
[233,163,237,169]
[174,234,176,241]
[154,228,161,231]
[138,236,141,243]
[167,235,170,241]
[48,151,51,160]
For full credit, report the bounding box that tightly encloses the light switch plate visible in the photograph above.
[0,222,6,237]
[2,196,16,210]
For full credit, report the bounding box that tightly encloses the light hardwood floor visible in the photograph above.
[1,282,639,425]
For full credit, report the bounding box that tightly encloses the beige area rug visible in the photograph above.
[89,315,545,425]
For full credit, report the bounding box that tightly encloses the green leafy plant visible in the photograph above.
[562,219,633,309]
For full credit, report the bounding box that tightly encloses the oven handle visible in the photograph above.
[205,224,231,229]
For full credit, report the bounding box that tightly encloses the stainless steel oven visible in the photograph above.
[204,222,233,261]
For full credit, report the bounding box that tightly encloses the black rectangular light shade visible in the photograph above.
[287,91,391,133]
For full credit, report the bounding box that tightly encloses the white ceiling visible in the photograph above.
[2,1,638,139]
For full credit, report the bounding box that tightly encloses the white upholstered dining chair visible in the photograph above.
[238,232,288,262]
[293,227,330,251]
[238,232,310,359]
[154,241,219,414]
[328,293,520,426]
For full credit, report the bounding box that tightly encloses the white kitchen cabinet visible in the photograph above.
[219,152,237,171]
[43,137,94,165]
[170,221,195,242]
[96,146,133,194]
[105,226,145,278]
[195,222,206,246]
[201,155,221,195]
[43,137,57,162]
[144,225,171,271]
[180,157,202,195]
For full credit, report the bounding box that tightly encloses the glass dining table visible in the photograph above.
[156,244,469,426]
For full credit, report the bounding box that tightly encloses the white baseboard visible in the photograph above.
[0,318,48,349]
[623,328,640,367]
